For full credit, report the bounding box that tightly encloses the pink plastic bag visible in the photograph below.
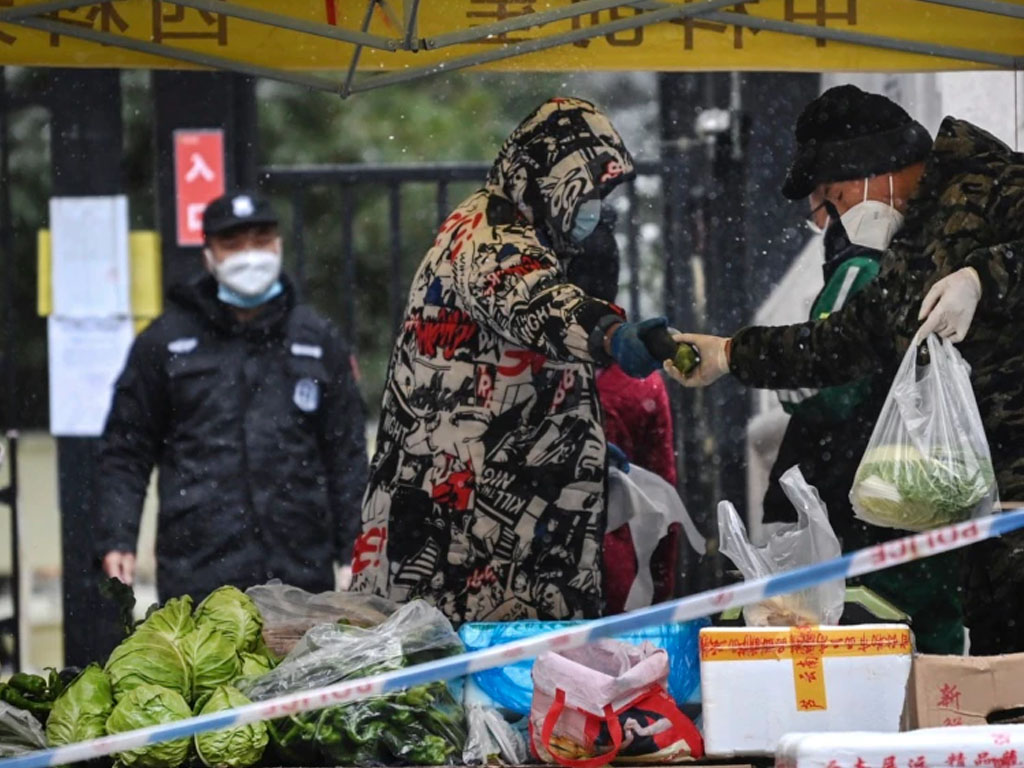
[529,639,703,766]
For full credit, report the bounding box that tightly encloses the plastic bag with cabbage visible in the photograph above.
[45,664,113,747]
[851,335,997,531]
[106,684,191,768]
[194,686,268,768]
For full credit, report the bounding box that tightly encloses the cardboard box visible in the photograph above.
[776,724,1024,768]
[906,653,1024,729]
[700,625,912,757]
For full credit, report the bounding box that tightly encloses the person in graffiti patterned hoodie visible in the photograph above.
[352,98,674,623]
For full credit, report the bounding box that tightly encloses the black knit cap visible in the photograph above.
[781,84,933,200]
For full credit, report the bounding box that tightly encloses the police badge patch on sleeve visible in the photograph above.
[293,378,320,412]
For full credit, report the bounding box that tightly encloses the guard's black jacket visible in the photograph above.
[97,274,368,602]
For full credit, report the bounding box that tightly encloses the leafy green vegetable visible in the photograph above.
[45,664,113,747]
[105,629,191,703]
[182,626,241,701]
[137,596,195,644]
[238,652,272,678]
[194,587,263,654]
[852,444,996,531]
[193,686,268,768]
[105,684,191,768]
[100,577,138,639]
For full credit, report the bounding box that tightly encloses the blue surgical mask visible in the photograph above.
[218,280,283,308]
[570,198,602,243]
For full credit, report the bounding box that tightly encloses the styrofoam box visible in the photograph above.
[700,625,913,757]
[776,725,1024,768]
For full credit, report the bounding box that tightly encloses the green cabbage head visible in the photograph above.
[194,587,263,654]
[193,686,268,768]
[238,652,272,679]
[138,596,196,643]
[852,444,996,531]
[106,629,191,703]
[45,664,114,746]
[106,684,192,768]
[183,625,241,701]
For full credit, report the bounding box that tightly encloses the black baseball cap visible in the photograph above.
[202,190,279,237]
[781,85,933,200]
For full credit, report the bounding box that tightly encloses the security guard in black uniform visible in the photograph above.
[98,191,368,602]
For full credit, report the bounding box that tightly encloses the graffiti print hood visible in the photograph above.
[486,97,636,257]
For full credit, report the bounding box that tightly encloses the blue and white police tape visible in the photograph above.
[5,509,1024,768]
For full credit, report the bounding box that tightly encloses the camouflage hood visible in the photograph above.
[486,97,635,256]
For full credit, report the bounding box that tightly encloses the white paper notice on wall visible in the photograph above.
[50,195,131,317]
[48,316,134,437]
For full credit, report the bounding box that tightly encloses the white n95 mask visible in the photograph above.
[839,175,904,252]
[206,248,282,297]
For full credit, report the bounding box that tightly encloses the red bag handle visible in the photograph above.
[636,688,704,759]
[541,689,624,768]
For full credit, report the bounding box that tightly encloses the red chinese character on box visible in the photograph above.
[944,717,966,726]
[855,758,871,768]
[908,756,927,768]
[947,754,966,768]
[466,0,535,45]
[671,0,761,50]
[938,683,963,709]
[784,0,857,47]
[46,2,128,47]
[570,3,643,48]
[883,756,897,768]
[152,2,227,45]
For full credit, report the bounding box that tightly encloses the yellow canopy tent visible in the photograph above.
[0,0,1019,95]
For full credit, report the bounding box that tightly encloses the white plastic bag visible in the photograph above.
[718,467,844,626]
[851,334,997,531]
[606,464,706,612]
[463,705,528,765]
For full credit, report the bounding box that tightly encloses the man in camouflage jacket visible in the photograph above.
[352,99,675,623]
[671,85,1024,654]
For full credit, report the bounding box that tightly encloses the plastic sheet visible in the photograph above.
[238,600,467,766]
[0,702,47,757]
[245,581,396,658]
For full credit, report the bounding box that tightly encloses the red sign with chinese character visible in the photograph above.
[174,129,225,247]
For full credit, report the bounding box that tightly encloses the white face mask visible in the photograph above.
[838,175,904,252]
[205,247,282,298]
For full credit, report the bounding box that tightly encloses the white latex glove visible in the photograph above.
[664,332,730,387]
[918,267,982,343]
